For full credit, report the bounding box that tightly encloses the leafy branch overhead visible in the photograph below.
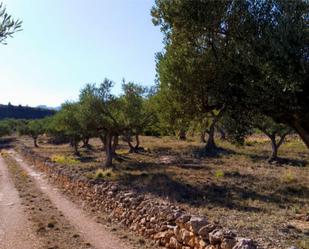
[0,3,22,45]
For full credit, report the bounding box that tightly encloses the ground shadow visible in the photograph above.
[117,171,292,212]
[0,137,16,150]
[274,157,307,167]
[192,146,236,158]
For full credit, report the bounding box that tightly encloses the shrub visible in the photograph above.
[214,170,224,178]
[51,155,80,165]
[94,168,115,180]
[281,169,296,184]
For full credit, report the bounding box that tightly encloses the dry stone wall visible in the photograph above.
[18,145,259,249]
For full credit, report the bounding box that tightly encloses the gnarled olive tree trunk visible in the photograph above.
[267,133,288,162]
[33,136,39,148]
[112,135,118,154]
[178,129,186,140]
[104,132,113,167]
[289,116,309,149]
[126,134,141,153]
[81,137,90,148]
[205,119,217,150]
[200,131,206,143]
[99,134,106,151]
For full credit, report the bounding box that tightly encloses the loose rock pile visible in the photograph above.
[18,145,259,249]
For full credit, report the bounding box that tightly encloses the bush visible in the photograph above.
[51,155,80,165]
[94,168,116,180]
[214,170,224,178]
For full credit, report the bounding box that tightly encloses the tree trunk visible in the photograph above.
[200,131,206,143]
[290,118,309,149]
[135,134,140,149]
[205,121,217,150]
[70,138,80,156]
[112,135,118,154]
[33,137,38,148]
[178,130,186,140]
[99,135,106,151]
[268,133,288,162]
[269,135,278,162]
[219,127,226,140]
[105,132,113,167]
[81,137,89,148]
[127,135,136,153]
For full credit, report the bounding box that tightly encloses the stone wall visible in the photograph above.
[17,145,259,249]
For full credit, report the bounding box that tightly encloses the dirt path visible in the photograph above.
[0,156,42,249]
[8,150,134,249]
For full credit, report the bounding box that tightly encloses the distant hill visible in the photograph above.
[0,104,56,120]
[36,105,61,111]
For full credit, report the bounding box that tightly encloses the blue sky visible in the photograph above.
[0,0,163,107]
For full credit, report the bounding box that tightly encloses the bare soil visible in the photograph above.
[0,156,42,249]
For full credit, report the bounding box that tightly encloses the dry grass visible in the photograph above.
[17,134,309,249]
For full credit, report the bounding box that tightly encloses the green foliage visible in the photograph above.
[52,102,83,142]
[0,121,11,137]
[79,79,124,134]
[17,118,47,147]
[94,168,116,180]
[281,169,296,184]
[152,0,309,148]
[120,80,155,138]
[0,3,22,45]
[220,110,254,145]
[0,119,26,135]
[252,114,292,139]
[46,78,156,165]
[18,119,45,139]
[214,170,224,178]
[51,154,80,165]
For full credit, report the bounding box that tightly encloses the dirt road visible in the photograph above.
[0,156,42,249]
[0,151,137,249]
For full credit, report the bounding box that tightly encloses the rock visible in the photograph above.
[205,246,216,249]
[188,216,208,233]
[209,229,236,246]
[153,230,174,240]
[176,214,191,227]
[180,228,192,244]
[198,239,207,248]
[198,224,217,239]
[221,237,237,249]
[209,229,224,245]
[187,237,195,247]
[287,247,299,249]
[233,238,256,249]
[169,236,181,249]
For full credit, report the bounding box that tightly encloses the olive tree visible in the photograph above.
[252,114,292,162]
[79,80,124,167]
[50,102,83,155]
[152,0,309,149]
[120,81,154,152]
[0,121,11,137]
[18,119,45,147]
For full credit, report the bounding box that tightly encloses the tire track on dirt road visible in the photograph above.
[8,150,135,249]
[0,155,42,249]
